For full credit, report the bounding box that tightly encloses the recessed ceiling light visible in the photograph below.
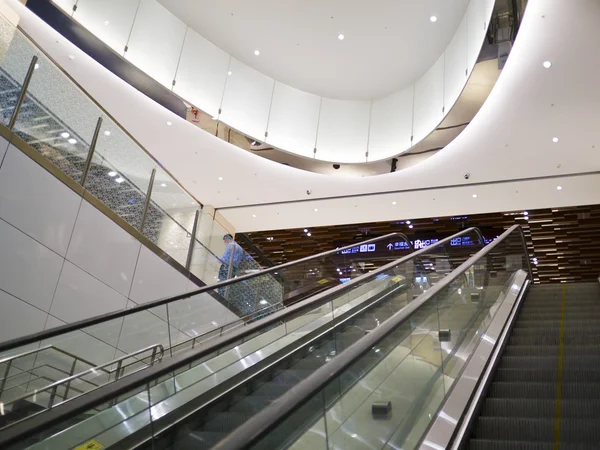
[160,183,167,187]
[472,194,478,198]
[543,61,552,68]
[115,177,125,183]
[104,130,111,136]
[523,211,529,216]
[314,208,318,212]
[68,138,77,144]
[218,176,223,181]
[60,132,70,138]
[409,225,414,229]
[351,434,358,439]
[307,232,312,236]
[556,185,563,190]
[392,201,397,205]
[337,33,345,40]
[252,214,257,218]
[254,49,260,56]
[104,20,109,26]
[107,171,117,177]
[552,137,559,143]
[227,70,232,76]
[406,220,411,225]
[430,15,438,23]
[303,229,308,233]
[166,121,172,126]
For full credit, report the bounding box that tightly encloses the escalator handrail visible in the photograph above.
[0,227,484,447]
[212,225,531,450]
[0,232,409,355]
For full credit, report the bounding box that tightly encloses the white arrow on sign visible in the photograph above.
[387,243,393,250]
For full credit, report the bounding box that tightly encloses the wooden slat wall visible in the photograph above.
[240,204,600,284]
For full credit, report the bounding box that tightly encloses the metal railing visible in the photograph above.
[213,225,531,450]
[0,227,484,447]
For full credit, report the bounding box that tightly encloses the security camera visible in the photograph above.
[333,164,340,170]
[306,189,312,195]
[464,173,470,180]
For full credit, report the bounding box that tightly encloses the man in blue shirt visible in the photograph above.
[219,234,243,281]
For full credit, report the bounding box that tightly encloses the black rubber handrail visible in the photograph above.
[213,225,531,450]
[0,232,409,355]
[0,228,484,448]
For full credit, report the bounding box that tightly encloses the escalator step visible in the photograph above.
[473,417,600,443]
[503,345,600,357]
[499,356,600,369]
[494,368,600,383]
[468,439,598,450]
[488,382,600,399]
[480,398,600,418]
[508,334,600,346]
[201,411,250,433]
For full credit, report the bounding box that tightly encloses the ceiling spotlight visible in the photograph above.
[107,171,117,177]
[552,137,559,143]
[252,214,257,218]
[104,130,111,136]
[392,201,397,205]
[543,61,552,68]
[472,194,478,198]
[254,49,260,56]
[166,121,172,126]
[218,176,223,181]
[409,225,414,229]
[68,138,77,144]
[337,33,345,40]
[307,232,312,236]
[115,177,125,183]
[314,208,318,212]
[523,211,529,216]
[104,20,110,26]
[556,185,563,190]
[303,229,308,233]
[227,70,232,76]
[160,183,167,187]
[406,220,411,225]
[429,15,438,23]
[60,132,70,138]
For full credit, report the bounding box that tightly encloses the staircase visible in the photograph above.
[469,282,600,449]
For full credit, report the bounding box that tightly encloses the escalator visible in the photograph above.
[0,228,485,449]
[466,282,600,449]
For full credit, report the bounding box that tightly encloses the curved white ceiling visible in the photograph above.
[158,0,470,100]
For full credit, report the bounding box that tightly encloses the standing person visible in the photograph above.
[219,234,243,282]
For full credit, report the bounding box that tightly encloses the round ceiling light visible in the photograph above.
[552,137,559,143]
[472,194,478,198]
[543,61,552,68]
[556,185,563,190]
[254,49,260,56]
[430,15,438,23]
[337,33,345,40]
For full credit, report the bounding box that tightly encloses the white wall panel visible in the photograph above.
[0,134,8,165]
[129,246,188,304]
[444,16,468,115]
[117,300,175,353]
[51,261,128,323]
[67,202,141,297]
[169,292,230,343]
[266,83,320,158]
[74,0,140,55]
[0,218,63,312]
[368,87,414,161]
[173,28,229,118]
[220,58,274,140]
[467,0,486,76]
[0,146,81,256]
[316,99,370,163]
[0,290,47,342]
[413,54,445,143]
[124,0,186,89]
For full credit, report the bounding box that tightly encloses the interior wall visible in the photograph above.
[0,135,236,362]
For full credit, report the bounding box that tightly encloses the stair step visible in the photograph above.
[488,382,600,399]
[472,417,600,443]
[480,398,600,418]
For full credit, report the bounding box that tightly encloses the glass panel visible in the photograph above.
[143,166,197,266]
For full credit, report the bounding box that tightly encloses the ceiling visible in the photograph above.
[158,0,470,100]
[13,0,600,234]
